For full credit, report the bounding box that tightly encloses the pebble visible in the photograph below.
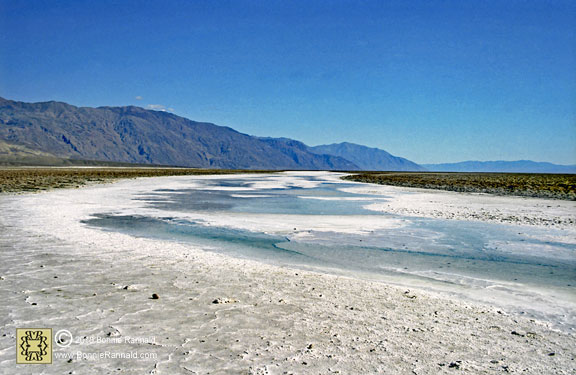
[212,297,238,304]
[448,361,461,369]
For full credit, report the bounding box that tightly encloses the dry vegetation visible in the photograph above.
[0,167,277,193]
[343,172,576,200]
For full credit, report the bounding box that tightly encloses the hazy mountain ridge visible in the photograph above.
[0,97,357,170]
[309,142,425,171]
[424,160,576,174]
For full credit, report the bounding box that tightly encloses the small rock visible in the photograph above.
[448,361,461,369]
[151,293,160,300]
[212,297,238,304]
[403,291,417,299]
[548,352,555,356]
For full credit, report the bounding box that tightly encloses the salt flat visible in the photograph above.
[0,172,574,374]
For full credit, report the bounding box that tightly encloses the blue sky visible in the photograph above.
[1,0,575,164]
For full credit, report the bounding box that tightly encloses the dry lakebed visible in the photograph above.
[0,171,574,374]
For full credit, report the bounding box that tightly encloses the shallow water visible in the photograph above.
[83,173,576,331]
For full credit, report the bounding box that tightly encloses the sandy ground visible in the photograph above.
[0,173,575,374]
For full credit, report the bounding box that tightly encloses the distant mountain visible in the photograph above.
[308,142,426,171]
[423,160,576,174]
[0,97,357,170]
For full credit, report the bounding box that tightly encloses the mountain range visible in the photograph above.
[0,97,358,170]
[0,97,572,173]
[423,161,576,174]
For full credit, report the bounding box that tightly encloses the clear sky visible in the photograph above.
[1,0,575,164]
